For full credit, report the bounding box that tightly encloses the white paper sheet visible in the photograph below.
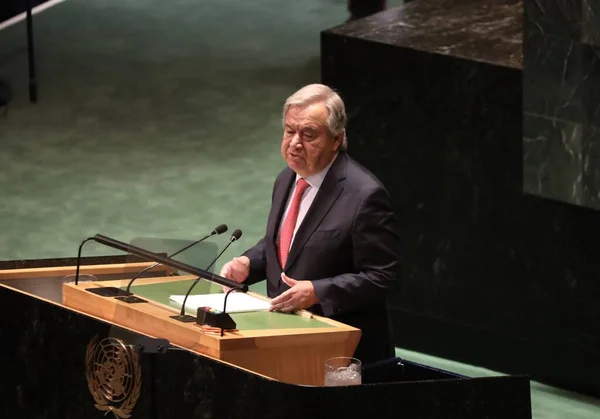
[169,292,271,313]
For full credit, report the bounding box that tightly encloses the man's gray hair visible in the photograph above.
[282,84,348,151]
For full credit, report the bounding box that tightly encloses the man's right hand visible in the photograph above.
[219,256,250,292]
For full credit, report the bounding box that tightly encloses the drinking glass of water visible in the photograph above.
[324,357,362,386]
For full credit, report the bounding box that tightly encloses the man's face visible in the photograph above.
[281,102,342,178]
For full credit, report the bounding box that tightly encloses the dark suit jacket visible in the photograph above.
[243,152,401,364]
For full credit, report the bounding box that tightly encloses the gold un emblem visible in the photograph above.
[85,337,142,418]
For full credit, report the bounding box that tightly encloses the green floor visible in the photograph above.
[1,0,599,417]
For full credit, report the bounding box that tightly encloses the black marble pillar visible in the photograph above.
[322,0,600,397]
[523,0,600,209]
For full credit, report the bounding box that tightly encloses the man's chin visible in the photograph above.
[287,159,305,172]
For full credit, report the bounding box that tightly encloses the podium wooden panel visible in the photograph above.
[2,261,360,386]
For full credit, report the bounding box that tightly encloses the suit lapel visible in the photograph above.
[284,153,348,272]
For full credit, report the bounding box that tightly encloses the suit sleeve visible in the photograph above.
[311,186,401,317]
[241,238,267,285]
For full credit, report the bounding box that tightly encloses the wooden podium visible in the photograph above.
[60,267,360,386]
[0,255,532,419]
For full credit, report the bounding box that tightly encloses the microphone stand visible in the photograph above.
[219,288,237,336]
[171,231,241,323]
[73,234,246,301]
[74,237,96,286]
[120,226,226,303]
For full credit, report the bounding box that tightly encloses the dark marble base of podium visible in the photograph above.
[0,282,531,418]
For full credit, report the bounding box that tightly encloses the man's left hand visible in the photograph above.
[270,273,319,313]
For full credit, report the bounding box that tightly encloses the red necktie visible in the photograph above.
[278,178,310,268]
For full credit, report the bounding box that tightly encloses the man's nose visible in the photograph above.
[290,135,302,148]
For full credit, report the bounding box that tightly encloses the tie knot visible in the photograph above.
[296,178,310,194]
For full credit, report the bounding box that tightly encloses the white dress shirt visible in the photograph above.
[279,154,338,248]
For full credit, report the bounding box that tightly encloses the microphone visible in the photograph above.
[206,229,242,271]
[171,229,243,323]
[119,224,228,302]
[79,234,247,300]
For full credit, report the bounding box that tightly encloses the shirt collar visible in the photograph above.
[295,153,338,189]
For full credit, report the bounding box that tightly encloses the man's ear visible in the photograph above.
[332,134,343,151]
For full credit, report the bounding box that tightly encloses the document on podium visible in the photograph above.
[169,292,271,313]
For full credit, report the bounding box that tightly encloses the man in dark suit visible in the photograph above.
[220,84,401,364]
